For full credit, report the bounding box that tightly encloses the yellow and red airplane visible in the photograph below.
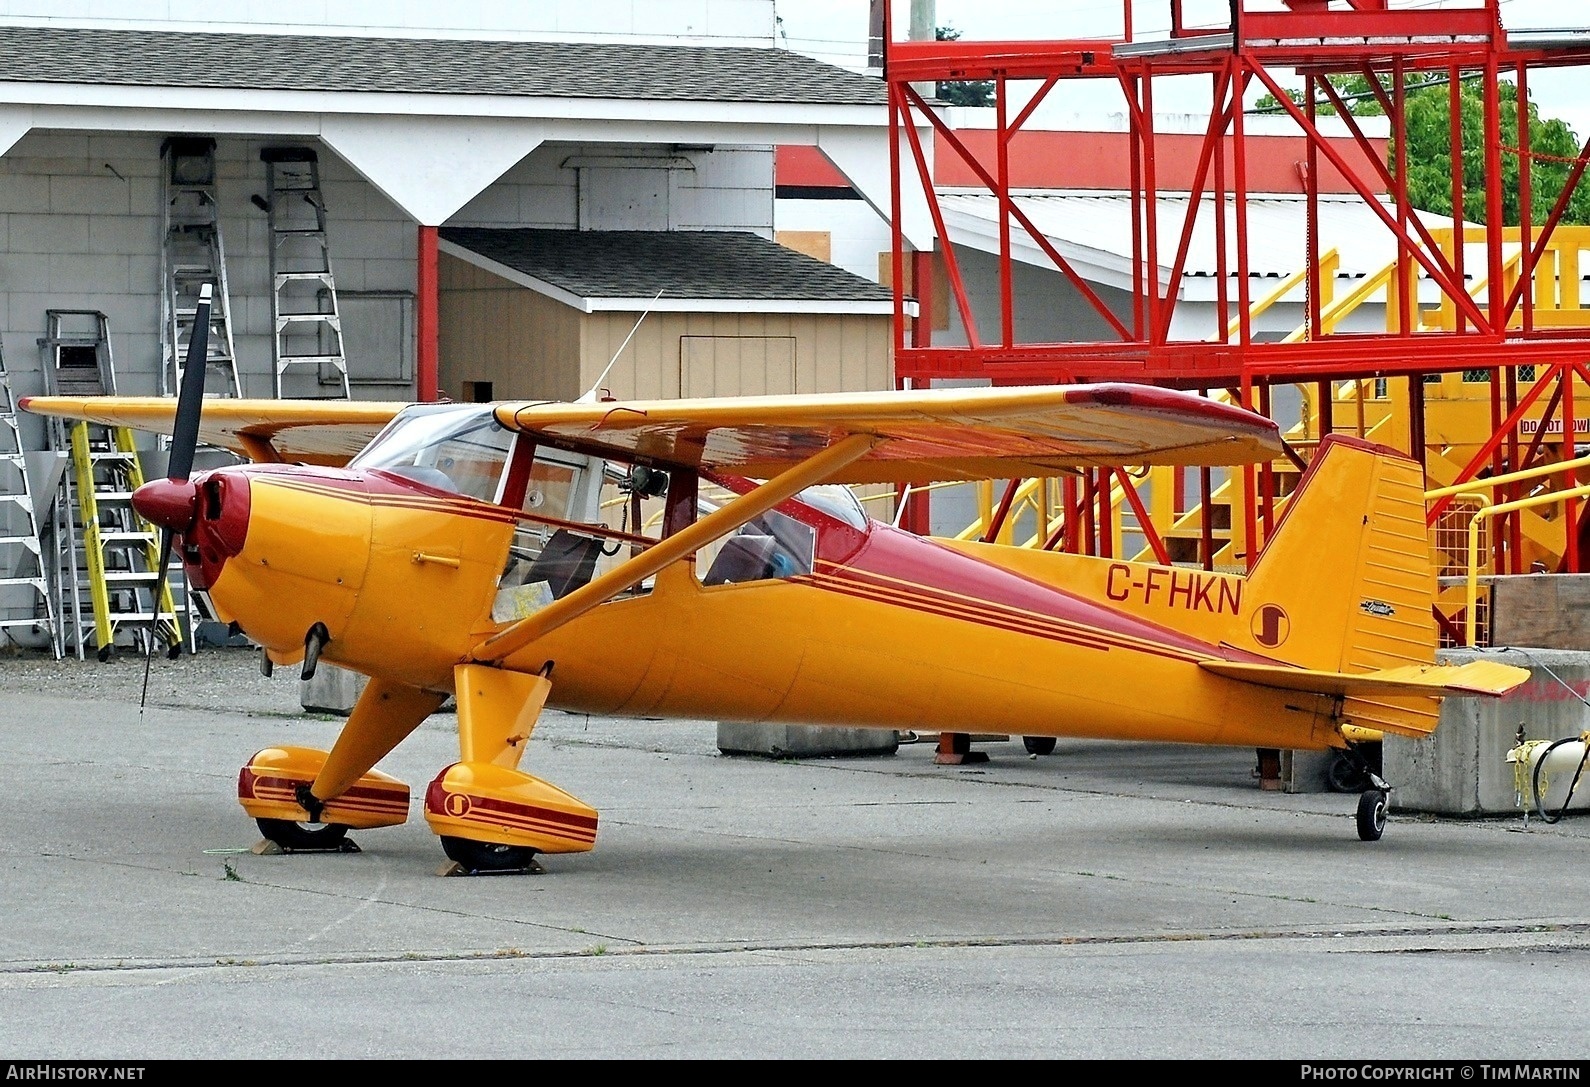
[22,292,1529,873]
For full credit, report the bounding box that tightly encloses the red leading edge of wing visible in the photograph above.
[1062,383,1280,436]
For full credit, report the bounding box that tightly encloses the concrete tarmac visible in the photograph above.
[1,648,1588,1061]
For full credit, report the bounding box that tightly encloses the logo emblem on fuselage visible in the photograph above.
[1251,603,1290,648]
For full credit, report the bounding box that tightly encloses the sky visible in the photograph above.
[773,0,1590,138]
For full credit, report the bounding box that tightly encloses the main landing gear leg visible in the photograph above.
[241,678,446,855]
[424,662,600,875]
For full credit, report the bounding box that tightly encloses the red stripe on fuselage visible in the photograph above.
[825,524,1232,660]
[805,568,1199,661]
[254,471,522,525]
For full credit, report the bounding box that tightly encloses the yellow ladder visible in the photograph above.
[66,421,180,660]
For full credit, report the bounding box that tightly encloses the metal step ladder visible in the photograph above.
[0,338,60,656]
[258,146,350,399]
[160,136,241,401]
[66,423,183,660]
[38,311,185,660]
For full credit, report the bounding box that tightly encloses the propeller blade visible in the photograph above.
[140,281,211,687]
[166,282,212,483]
[139,526,179,709]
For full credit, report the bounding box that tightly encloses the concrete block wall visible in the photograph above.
[0,130,423,443]
[451,143,774,235]
[0,131,163,429]
[1,132,775,456]
[0,125,779,632]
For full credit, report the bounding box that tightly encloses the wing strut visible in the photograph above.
[469,432,877,663]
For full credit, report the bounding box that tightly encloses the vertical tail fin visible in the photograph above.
[1232,434,1441,735]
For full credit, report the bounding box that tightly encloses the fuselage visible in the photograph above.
[168,460,1343,754]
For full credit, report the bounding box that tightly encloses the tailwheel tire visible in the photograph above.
[257,817,352,852]
[1327,752,1370,794]
[1022,736,1057,756]
[1356,790,1389,842]
[441,836,539,874]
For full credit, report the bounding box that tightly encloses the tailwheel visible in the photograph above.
[256,818,358,853]
[1022,736,1057,756]
[440,836,542,875]
[1355,790,1389,842]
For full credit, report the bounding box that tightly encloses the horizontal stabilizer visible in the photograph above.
[1200,659,1530,700]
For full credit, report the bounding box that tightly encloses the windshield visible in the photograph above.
[794,484,868,530]
[350,404,516,502]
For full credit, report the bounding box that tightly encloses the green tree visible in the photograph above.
[1255,74,1590,226]
[935,25,995,107]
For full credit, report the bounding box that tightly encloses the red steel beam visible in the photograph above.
[416,224,439,402]
[901,83,1132,340]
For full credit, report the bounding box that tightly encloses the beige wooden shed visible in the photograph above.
[436,228,902,404]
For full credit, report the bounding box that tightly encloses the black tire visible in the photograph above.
[257,817,350,851]
[1022,736,1057,756]
[1356,790,1388,842]
[441,835,538,874]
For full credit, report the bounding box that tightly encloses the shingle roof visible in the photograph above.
[439,228,896,303]
[0,26,886,105]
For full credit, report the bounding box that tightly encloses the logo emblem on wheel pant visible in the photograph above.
[444,792,472,817]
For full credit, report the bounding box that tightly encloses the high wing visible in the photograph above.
[21,383,1284,480]
[18,396,406,467]
[494,383,1284,484]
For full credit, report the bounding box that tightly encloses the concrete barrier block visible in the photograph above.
[1281,748,1335,794]
[717,722,899,758]
[300,663,368,716]
[1387,647,1590,816]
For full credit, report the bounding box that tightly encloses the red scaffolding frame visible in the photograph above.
[884,0,1590,575]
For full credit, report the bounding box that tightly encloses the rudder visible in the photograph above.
[1232,434,1441,735]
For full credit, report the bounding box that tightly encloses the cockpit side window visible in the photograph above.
[698,506,815,587]
[493,450,613,623]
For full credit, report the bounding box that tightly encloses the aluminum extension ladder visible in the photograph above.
[259,146,351,399]
[0,338,60,656]
[159,136,242,400]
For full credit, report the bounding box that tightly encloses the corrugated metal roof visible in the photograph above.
[938,190,1481,280]
[0,26,886,105]
[440,228,896,303]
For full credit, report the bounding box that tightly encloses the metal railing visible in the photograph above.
[1426,452,1590,646]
